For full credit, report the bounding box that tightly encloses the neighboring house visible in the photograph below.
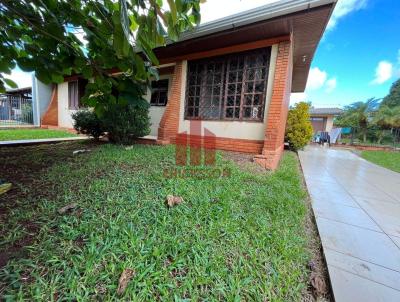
[309,107,343,134]
[0,75,52,127]
[41,0,336,169]
[0,87,32,124]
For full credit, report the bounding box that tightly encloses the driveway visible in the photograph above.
[299,146,400,302]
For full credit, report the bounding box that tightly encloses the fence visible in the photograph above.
[338,127,400,149]
[0,94,34,126]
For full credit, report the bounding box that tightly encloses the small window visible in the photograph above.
[68,79,87,110]
[68,81,79,110]
[150,79,169,106]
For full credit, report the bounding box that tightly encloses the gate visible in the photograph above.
[0,93,34,126]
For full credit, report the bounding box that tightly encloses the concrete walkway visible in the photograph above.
[0,136,88,147]
[299,146,400,302]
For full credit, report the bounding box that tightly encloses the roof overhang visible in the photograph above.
[154,0,337,92]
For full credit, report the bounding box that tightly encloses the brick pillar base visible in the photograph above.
[254,40,293,170]
[157,61,183,144]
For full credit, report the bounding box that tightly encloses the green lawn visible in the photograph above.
[361,150,400,173]
[0,128,77,141]
[0,143,312,301]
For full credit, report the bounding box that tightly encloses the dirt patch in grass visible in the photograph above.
[222,151,268,174]
[0,141,102,268]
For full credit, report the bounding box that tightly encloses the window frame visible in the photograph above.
[68,79,87,110]
[184,48,271,122]
[150,79,169,107]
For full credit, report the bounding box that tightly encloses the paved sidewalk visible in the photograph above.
[0,136,88,147]
[299,146,400,302]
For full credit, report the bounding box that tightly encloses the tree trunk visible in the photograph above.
[362,129,367,143]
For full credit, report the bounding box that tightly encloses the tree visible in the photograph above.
[381,79,400,108]
[285,102,313,151]
[334,98,379,143]
[0,0,203,115]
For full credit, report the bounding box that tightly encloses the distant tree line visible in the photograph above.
[335,79,400,145]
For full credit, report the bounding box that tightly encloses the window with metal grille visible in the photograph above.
[150,79,169,106]
[185,48,271,121]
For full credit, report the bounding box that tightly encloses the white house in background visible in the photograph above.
[309,107,343,134]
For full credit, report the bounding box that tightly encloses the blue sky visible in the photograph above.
[6,0,400,109]
[290,0,400,107]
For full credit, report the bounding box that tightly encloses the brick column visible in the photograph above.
[254,40,293,170]
[41,85,58,127]
[157,61,183,144]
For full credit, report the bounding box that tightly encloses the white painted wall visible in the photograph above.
[144,74,173,137]
[58,82,77,128]
[32,75,52,126]
[326,116,334,132]
[178,44,278,140]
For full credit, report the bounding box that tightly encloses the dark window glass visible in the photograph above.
[68,81,79,110]
[68,79,87,110]
[150,79,169,106]
[185,48,271,121]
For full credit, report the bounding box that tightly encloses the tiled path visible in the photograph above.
[299,146,400,302]
[0,136,88,147]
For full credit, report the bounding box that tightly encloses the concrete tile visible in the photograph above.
[344,185,397,203]
[328,265,400,302]
[308,187,360,208]
[325,249,400,290]
[313,199,380,231]
[355,197,400,237]
[390,236,400,249]
[316,217,400,271]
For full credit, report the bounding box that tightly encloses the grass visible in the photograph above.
[361,150,400,173]
[0,129,77,141]
[0,143,311,301]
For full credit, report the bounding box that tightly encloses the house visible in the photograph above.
[309,107,343,134]
[0,76,52,127]
[41,0,336,169]
[0,87,32,125]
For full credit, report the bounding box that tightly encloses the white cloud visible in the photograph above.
[2,68,33,89]
[290,92,307,104]
[199,0,279,23]
[325,78,337,93]
[327,0,368,30]
[371,61,393,85]
[306,67,327,90]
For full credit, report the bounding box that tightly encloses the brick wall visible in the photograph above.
[41,85,58,126]
[254,40,293,170]
[176,133,264,154]
[157,61,183,144]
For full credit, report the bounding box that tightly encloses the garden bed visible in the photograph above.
[0,142,329,301]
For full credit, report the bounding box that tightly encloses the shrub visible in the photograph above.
[102,100,150,145]
[285,102,313,151]
[72,110,105,140]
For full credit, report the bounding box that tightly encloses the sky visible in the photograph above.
[6,0,400,108]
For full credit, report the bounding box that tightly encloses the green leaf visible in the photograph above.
[4,78,18,89]
[129,15,139,32]
[167,0,177,24]
[51,74,64,83]
[119,0,131,41]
